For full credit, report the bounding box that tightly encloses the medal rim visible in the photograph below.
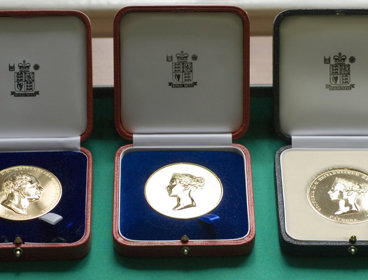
[0,165,62,221]
[144,162,223,220]
[307,167,368,224]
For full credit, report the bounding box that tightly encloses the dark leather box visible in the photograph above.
[274,9,368,256]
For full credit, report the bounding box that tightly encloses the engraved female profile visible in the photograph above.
[328,177,368,215]
[0,173,43,215]
[166,173,205,210]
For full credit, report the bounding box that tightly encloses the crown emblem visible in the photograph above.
[18,60,31,71]
[333,52,347,64]
[176,51,189,62]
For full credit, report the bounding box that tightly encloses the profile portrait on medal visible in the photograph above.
[0,173,43,215]
[328,177,368,215]
[166,173,205,210]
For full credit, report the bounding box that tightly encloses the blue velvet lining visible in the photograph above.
[0,151,87,244]
[120,151,249,241]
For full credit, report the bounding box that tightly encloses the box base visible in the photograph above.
[113,144,255,256]
[275,145,368,256]
[0,148,92,261]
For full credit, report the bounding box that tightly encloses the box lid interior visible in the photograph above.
[275,10,368,138]
[115,7,249,139]
[0,12,91,141]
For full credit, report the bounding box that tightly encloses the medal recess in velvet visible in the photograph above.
[119,150,249,241]
[0,151,88,244]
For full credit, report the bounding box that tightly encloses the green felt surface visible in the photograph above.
[1,94,368,279]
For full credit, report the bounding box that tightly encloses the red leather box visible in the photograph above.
[113,6,255,257]
[0,11,93,260]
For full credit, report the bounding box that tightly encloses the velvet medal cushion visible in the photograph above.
[0,151,88,244]
[119,150,249,241]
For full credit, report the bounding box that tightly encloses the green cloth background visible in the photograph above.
[1,93,367,279]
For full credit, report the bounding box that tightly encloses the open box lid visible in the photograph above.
[114,6,249,141]
[0,11,92,150]
[274,10,368,145]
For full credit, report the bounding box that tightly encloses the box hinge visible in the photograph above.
[292,136,368,149]
[133,133,232,147]
[0,137,81,152]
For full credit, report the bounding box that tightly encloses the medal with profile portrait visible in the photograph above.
[307,168,368,224]
[0,165,62,221]
[145,163,223,219]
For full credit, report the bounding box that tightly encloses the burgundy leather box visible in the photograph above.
[113,6,255,257]
[0,11,93,261]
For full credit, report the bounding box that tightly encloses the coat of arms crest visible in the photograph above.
[324,53,355,91]
[167,51,198,88]
[9,60,39,97]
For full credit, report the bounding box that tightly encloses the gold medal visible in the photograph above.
[0,166,62,221]
[145,163,223,219]
[307,168,368,224]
